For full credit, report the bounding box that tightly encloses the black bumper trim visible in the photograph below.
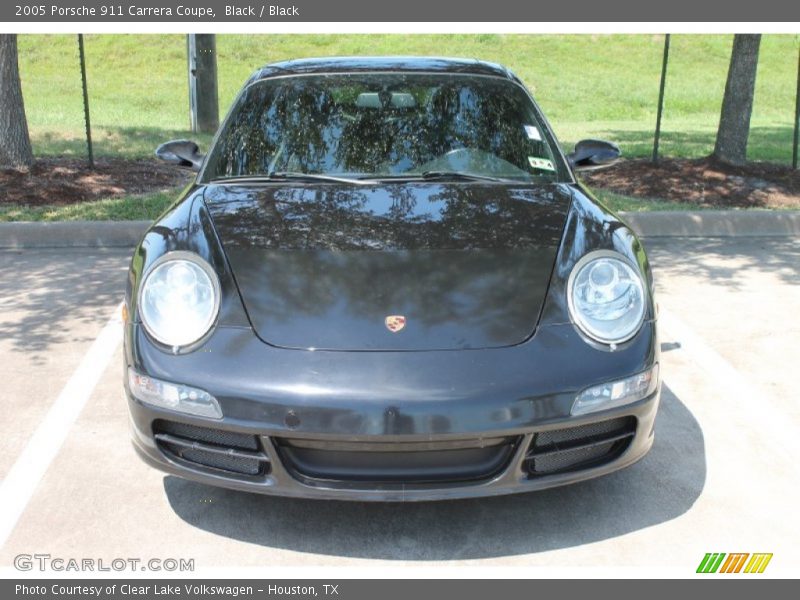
[154,432,271,463]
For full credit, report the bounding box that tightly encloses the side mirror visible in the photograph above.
[567,139,621,171]
[155,140,205,172]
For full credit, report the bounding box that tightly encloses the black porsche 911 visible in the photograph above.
[124,57,660,501]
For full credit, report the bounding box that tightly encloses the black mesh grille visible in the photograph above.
[535,418,632,448]
[276,436,520,484]
[154,420,259,450]
[526,417,636,477]
[532,441,617,473]
[164,444,263,476]
[153,420,269,477]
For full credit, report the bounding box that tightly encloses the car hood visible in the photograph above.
[203,182,572,351]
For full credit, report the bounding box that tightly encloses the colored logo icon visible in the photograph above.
[696,553,773,574]
[384,315,407,333]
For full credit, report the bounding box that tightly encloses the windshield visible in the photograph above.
[202,73,568,183]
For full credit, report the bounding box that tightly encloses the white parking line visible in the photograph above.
[0,303,123,550]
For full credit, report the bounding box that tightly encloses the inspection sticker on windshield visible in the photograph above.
[524,125,542,141]
[528,156,555,171]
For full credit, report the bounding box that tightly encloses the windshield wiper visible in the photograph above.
[373,171,517,183]
[210,172,375,185]
[210,171,518,185]
[420,171,517,183]
[270,171,377,185]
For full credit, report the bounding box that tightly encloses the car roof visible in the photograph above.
[247,56,522,85]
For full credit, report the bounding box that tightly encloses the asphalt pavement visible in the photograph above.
[0,238,797,574]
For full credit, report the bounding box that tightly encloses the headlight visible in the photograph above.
[572,364,659,416]
[128,368,222,419]
[139,252,220,349]
[567,250,646,344]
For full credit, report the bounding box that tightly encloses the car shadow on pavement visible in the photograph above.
[163,383,704,560]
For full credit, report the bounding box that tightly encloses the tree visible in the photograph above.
[0,34,33,168]
[713,34,761,166]
[188,34,219,134]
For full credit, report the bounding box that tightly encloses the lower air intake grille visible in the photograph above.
[154,420,269,477]
[525,417,636,477]
[276,436,520,484]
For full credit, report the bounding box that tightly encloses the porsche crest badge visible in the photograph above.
[384,315,406,333]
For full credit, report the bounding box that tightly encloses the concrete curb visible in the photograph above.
[621,210,800,238]
[0,211,799,249]
[0,220,151,249]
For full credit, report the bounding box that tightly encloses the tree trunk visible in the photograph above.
[713,34,761,166]
[0,34,34,168]
[190,34,219,134]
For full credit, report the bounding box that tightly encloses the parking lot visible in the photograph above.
[0,237,798,574]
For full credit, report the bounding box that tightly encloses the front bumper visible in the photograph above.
[125,321,660,501]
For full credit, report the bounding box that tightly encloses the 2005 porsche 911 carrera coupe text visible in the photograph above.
[124,57,661,501]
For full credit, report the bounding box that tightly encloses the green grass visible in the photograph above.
[17,33,800,163]
[9,34,800,221]
[593,189,717,212]
[0,190,178,222]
